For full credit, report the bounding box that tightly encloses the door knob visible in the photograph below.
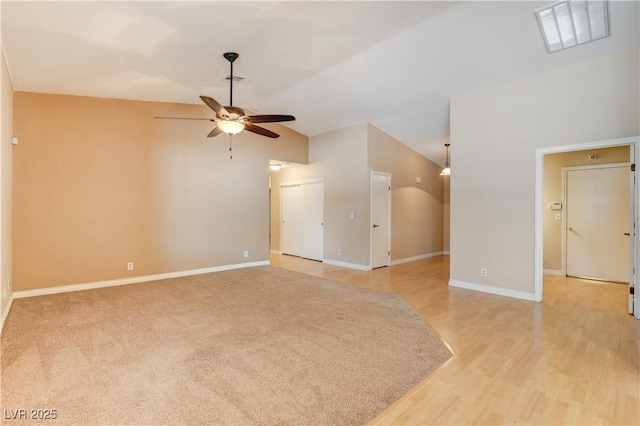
[568,227,574,231]
[373,224,380,228]
[624,232,630,236]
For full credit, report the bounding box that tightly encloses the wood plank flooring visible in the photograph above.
[270,254,640,425]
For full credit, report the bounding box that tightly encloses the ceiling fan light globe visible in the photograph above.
[440,166,451,176]
[218,120,245,135]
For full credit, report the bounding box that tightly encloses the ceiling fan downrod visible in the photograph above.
[223,52,239,107]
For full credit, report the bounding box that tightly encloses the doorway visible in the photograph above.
[535,136,639,319]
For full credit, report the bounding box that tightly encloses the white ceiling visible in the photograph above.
[2,1,638,165]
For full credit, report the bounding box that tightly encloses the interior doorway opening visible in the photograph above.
[535,136,639,319]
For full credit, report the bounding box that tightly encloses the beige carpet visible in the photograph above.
[1,266,451,425]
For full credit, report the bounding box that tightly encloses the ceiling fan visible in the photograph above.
[155,52,295,140]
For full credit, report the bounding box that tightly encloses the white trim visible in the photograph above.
[561,168,567,277]
[535,148,545,302]
[12,261,270,299]
[323,258,371,271]
[391,251,444,266]
[543,269,563,276]
[536,137,638,156]
[270,249,282,255]
[535,136,639,308]
[449,279,537,302]
[0,295,14,334]
[280,177,324,187]
[443,250,450,256]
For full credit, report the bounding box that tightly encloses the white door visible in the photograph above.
[628,146,637,315]
[299,182,324,261]
[371,172,391,269]
[565,164,630,282]
[281,185,301,256]
[281,181,324,261]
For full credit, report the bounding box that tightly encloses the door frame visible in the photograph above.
[561,162,629,279]
[534,136,639,319]
[370,171,391,269]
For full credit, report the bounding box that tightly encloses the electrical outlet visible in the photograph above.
[127,262,134,271]
[337,248,341,256]
[480,268,487,277]
[244,251,249,258]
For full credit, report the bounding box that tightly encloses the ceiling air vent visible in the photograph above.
[534,0,610,53]
[225,75,245,83]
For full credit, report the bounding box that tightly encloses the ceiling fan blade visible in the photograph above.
[154,116,213,121]
[245,124,280,139]
[207,126,223,138]
[247,114,295,124]
[199,96,228,116]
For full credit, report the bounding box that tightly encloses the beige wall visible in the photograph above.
[450,50,640,295]
[271,122,445,267]
[272,123,370,266]
[1,46,14,319]
[367,124,444,261]
[13,92,308,291]
[543,146,630,272]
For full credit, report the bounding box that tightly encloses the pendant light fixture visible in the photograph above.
[440,143,451,176]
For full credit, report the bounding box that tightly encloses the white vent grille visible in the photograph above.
[535,0,610,53]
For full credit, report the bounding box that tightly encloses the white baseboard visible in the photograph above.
[543,269,563,276]
[443,250,450,256]
[270,249,282,255]
[13,260,270,299]
[449,279,537,302]
[323,258,371,271]
[0,294,14,335]
[391,251,444,266]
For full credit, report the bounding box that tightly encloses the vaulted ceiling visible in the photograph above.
[2,1,638,164]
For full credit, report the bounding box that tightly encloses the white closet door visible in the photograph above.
[281,185,301,256]
[281,181,324,261]
[299,182,324,261]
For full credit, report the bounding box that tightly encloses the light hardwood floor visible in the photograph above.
[270,253,640,425]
